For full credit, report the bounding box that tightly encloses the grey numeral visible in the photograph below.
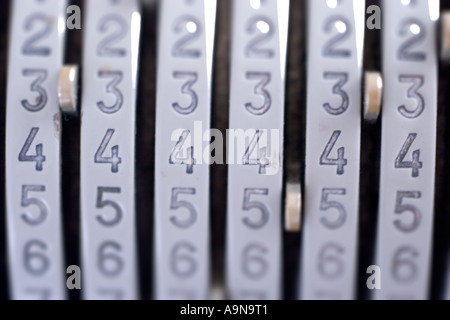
[170,188,197,228]
[320,188,346,230]
[242,130,270,174]
[172,16,201,58]
[23,239,49,276]
[323,72,349,115]
[245,72,271,115]
[97,289,124,300]
[395,133,422,177]
[392,246,419,284]
[22,14,51,56]
[242,188,269,229]
[168,289,196,300]
[21,185,47,226]
[169,130,195,174]
[95,129,121,173]
[98,241,123,277]
[398,75,424,119]
[315,291,341,300]
[394,191,421,233]
[245,16,274,59]
[21,69,48,112]
[320,130,347,175]
[97,14,127,57]
[318,242,345,280]
[242,243,268,280]
[97,71,123,114]
[235,291,267,300]
[170,242,197,278]
[19,127,46,171]
[397,19,426,62]
[172,72,198,115]
[322,16,351,58]
[26,287,51,300]
[96,187,122,227]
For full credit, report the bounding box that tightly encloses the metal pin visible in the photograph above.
[58,65,79,116]
[210,281,226,300]
[364,71,383,122]
[284,182,302,233]
[441,11,450,63]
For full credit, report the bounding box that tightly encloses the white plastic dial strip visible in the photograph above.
[80,0,140,300]
[299,0,364,300]
[226,0,289,300]
[374,0,439,300]
[5,0,67,300]
[154,0,216,300]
